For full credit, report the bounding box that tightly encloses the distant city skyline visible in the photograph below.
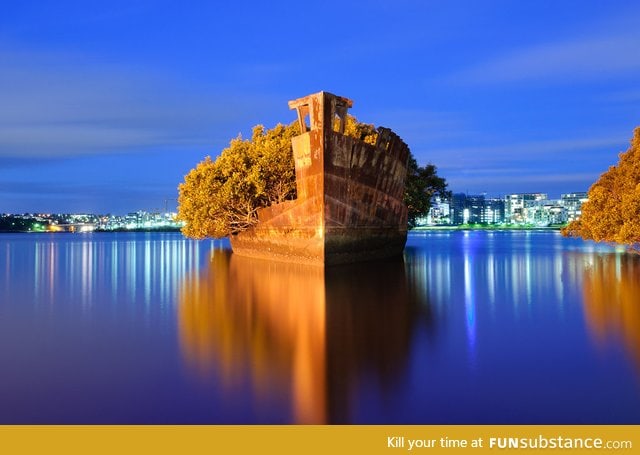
[1,189,588,233]
[3,189,586,217]
[2,1,639,213]
[2,187,590,216]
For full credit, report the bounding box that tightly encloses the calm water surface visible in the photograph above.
[1,231,639,423]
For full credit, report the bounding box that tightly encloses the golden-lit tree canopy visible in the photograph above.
[345,116,450,226]
[177,122,299,239]
[343,115,378,145]
[178,115,447,239]
[563,127,640,249]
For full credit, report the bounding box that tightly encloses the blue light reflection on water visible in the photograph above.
[397,230,640,424]
[0,230,639,424]
[0,232,222,423]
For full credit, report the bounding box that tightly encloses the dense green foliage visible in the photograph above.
[562,127,640,250]
[404,156,450,228]
[0,215,44,232]
[177,116,448,238]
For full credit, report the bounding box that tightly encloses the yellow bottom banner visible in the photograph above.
[1,425,638,455]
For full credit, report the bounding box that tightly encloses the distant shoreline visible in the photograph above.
[411,225,566,232]
[0,227,183,234]
[2,226,567,235]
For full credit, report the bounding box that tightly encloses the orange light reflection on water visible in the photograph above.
[178,251,326,424]
[178,252,425,424]
[582,253,640,374]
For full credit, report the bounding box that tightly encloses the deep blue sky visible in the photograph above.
[2,1,640,214]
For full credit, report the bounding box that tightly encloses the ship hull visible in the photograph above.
[230,227,407,266]
[230,92,409,266]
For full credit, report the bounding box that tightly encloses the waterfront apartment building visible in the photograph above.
[427,191,587,227]
[484,198,506,224]
[525,199,567,225]
[450,194,506,225]
[451,193,482,224]
[505,193,548,224]
[561,192,588,222]
[426,196,451,225]
[451,193,485,224]
[450,193,467,225]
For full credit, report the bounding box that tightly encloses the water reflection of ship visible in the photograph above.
[582,254,640,375]
[178,251,431,423]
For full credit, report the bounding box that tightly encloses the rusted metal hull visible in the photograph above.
[230,227,408,266]
[230,92,409,265]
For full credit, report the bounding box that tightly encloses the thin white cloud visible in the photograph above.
[0,179,173,214]
[425,135,628,170]
[369,108,467,144]
[0,46,274,158]
[0,125,198,154]
[416,133,629,196]
[600,89,640,103]
[451,171,598,185]
[446,171,600,197]
[452,31,640,85]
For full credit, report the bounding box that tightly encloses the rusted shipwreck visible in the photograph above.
[230,91,410,265]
